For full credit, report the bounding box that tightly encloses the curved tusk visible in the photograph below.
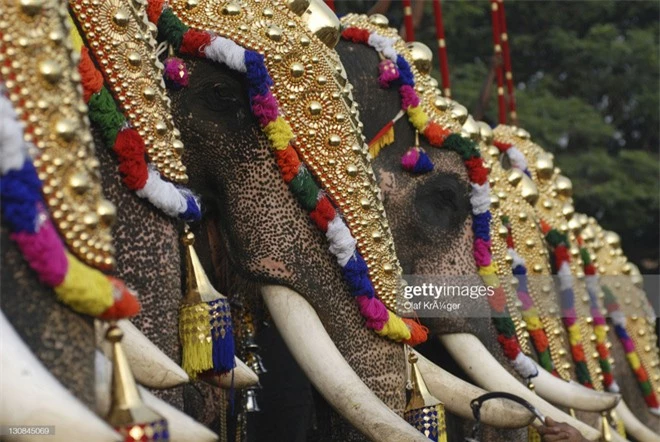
[96,319,189,389]
[139,387,219,442]
[615,401,660,442]
[414,350,535,428]
[440,333,602,441]
[201,357,259,389]
[0,312,120,442]
[262,285,429,442]
[532,361,621,412]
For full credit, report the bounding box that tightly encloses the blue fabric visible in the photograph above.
[614,324,628,340]
[396,55,415,86]
[560,289,575,310]
[412,150,434,174]
[512,265,529,294]
[244,50,273,97]
[208,298,236,373]
[0,159,42,234]
[341,253,376,298]
[472,211,492,242]
[180,193,202,222]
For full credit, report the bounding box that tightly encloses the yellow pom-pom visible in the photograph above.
[567,324,582,346]
[264,117,294,151]
[626,352,641,370]
[54,253,114,316]
[407,106,429,132]
[375,311,412,342]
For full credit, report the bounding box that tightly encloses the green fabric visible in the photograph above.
[545,229,568,247]
[575,361,593,385]
[492,316,517,338]
[537,349,554,372]
[501,215,510,225]
[158,8,188,50]
[640,380,653,396]
[289,168,320,211]
[88,87,125,147]
[601,285,618,306]
[442,134,480,160]
[580,247,592,265]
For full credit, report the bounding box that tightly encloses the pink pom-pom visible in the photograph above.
[356,295,389,330]
[378,59,399,88]
[401,147,420,172]
[164,57,189,89]
[399,85,420,110]
[473,238,492,267]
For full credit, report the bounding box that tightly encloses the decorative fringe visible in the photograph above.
[179,302,214,379]
[368,122,394,158]
[209,297,235,373]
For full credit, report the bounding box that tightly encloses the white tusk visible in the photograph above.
[96,319,189,389]
[532,360,621,412]
[201,357,259,389]
[140,387,218,442]
[440,333,602,441]
[615,400,660,442]
[0,312,120,442]
[262,285,430,442]
[413,350,535,428]
[95,350,218,441]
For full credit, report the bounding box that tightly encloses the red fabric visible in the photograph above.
[146,0,165,24]
[180,30,212,56]
[78,47,104,103]
[554,244,570,268]
[602,372,614,387]
[635,366,649,383]
[465,157,488,185]
[505,232,514,249]
[309,197,336,233]
[571,344,586,362]
[539,219,551,234]
[493,140,512,152]
[341,27,370,44]
[645,393,659,408]
[596,343,609,359]
[423,121,450,146]
[497,334,521,360]
[488,286,507,312]
[98,277,141,320]
[274,145,301,183]
[529,329,549,352]
[584,263,596,275]
[114,129,148,190]
[402,318,428,346]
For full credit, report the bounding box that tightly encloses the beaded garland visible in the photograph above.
[341,25,538,379]
[576,236,618,392]
[540,220,593,387]
[146,2,426,345]
[602,286,660,412]
[0,92,139,320]
[501,216,556,374]
[69,26,201,223]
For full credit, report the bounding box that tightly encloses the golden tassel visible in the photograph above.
[611,410,626,438]
[404,348,448,442]
[105,324,169,441]
[600,411,613,442]
[368,124,395,158]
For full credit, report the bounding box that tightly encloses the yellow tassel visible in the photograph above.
[375,311,412,341]
[527,425,542,442]
[264,117,294,151]
[54,252,114,316]
[611,410,626,438]
[368,125,395,158]
[407,105,429,132]
[179,303,214,379]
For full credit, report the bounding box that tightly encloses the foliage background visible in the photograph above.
[336,0,660,273]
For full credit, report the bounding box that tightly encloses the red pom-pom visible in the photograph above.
[341,27,370,43]
[423,121,450,146]
[98,277,141,320]
[571,344,586,362]
[274,145,301,183]
[488,286,507,313]
[114,129,148,190]
[78,47,104,102]
[584,263,596,275]
[146,0,165,24]
[180,29,212,56]
[539,219,552,234]
[310,197,336,232]
[494,140,512,152]
[645,392,659,408]
[554,244,571,268]
[529,329,549,352]
[465,157,489,185]
[497,334,521,360]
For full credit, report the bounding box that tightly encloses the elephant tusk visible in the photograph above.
[139,387,219,442]
[0,312,121,442]
[440,333,602,441]
[201,357,259,389]
[532,360,621,412]
[95,351,218,441]
[96,319,189,389]
[615,400,660,442]
[261,285,430,442]
[413,350,536,428]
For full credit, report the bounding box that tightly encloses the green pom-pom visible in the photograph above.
[289,168,320,211]
[158,9,189,50]
[442,134,481,160]
[88,88,125,147]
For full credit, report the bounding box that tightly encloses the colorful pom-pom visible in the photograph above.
[401,147,433,174]
[163,57,189,89]
[378,59,400,88]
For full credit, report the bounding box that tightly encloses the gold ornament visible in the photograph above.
[70,0,188,184]
[299,0,340,49]
[406,41,433,76]
[1,0,116,269]
[171,2,404,312]
[404,350,447,442]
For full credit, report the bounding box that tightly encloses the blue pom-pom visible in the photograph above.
[396,55,415,86]
[244,50,273,97]
[180,193,202,222]
[0,160,43,234]
[412,150,434,174]
[559,289,575,310]
[341,253,376,298]
[472,211,492,242]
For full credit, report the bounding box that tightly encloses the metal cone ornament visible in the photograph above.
[404,350,447,442]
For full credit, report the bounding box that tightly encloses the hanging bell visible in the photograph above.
[244,388,261,413]
[105,324,170,441]
[404,350,447,442]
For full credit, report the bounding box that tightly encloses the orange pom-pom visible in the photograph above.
[402,318,428,346]
[423,121,451,146]
[78,47,104,103]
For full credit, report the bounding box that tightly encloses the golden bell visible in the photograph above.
[284,0,310,15]
[368,13,389,27]
[404,351,447,442]
[105,325,169,441]
[460,115,480,141]
[300,0,340,49]
[554,175,573,198]
[535,153,554,180]
[477,121,494,145]
[519,174,539,206]
[449,102,468,124]
[406,42,433,75]
[514,126,531,140]
[604,231,621,249]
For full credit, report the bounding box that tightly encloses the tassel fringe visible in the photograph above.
[179,303,214,379]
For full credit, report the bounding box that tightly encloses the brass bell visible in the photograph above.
[535,153,554,180]
[477,121,494,145]
[604,231,621,249]
[368,13,389,27]
[449,102,468,124]
[300,0,340,49]
[554,175,573,198]
[406,42,433,75]
[460,115,480,141]
[245,388,261,412]
[519,174,539,206]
